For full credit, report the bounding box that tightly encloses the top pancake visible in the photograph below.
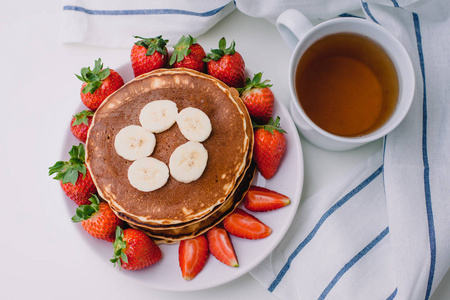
[86,68,252,225]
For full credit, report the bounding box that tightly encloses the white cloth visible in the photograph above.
[61,1,450,299]
[60,0,235,47]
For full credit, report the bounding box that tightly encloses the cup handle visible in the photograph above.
[276,9,314,50]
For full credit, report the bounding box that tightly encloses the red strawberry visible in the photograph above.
[76,58,124,110]
[244,186,290,212]
[131,35,169,77]
[179,235,209,280]
[204,37,245,88]
[70,110,94,143]
[111,227,162,270]
[237,72,274,124]
[72,195,123,242]
[49,143,97,206]
[253,116,287,179]
[170,35,206,72]
[223,208,272,240]
[206,226,238,267]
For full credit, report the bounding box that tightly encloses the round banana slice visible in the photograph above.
[169,141,208,183]
[128,157,169,192]
[176,107,212,142]
[114,125,156,161]
[139,100,178,133]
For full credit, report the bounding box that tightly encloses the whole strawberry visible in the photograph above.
[111,227,162,270]
[253,116,287,179]
[237,72,274,125]
[204,37,245,88]
[76,58,124,110]
[70,110,94,143]
[48,143,97,205]
[131,35,169,77]
[72,195,123,242]
[170,35,206,72]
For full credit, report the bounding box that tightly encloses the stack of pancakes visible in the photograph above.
[86,68,254,244]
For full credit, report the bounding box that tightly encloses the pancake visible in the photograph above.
[86,68,253,227]
[128,162,256,243]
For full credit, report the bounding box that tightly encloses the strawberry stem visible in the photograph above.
[170,35,196,65]
[48,143,87,185]
[253,116,287,134]
[72,110,94,127]
[71,195,100,222]
[75,59,111,94]
[134,35,168,56]
[237,72,272,94]
[204,37,236,62]
[111,226,128,268]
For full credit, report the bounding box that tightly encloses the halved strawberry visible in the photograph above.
[206,226,238,267]
[244,186,290,212]
[223,208,272,240]
[178,235,209,280]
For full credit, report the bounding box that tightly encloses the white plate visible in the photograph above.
[60,64,304,291]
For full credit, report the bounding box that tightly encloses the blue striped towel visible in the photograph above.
[61,1,450,299]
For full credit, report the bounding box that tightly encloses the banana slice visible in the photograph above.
[139,100,178,133]
[176,107,212,142]
[169,141,208,183]
[128,157,169,192]
[114,125,156,161]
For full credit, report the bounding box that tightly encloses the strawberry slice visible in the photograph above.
[206,227,238,267]
[244,186,290,212]
[223,208,272,240]
[178,235,209,280]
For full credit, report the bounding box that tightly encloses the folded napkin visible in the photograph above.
[61,1,450,299]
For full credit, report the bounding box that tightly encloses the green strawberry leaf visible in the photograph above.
[48,143,87,185]
[170,35,196,65]
[76,59,110,94]
[236,72,273,94]
[111,226,128,268]
[98,68,110,80]
[204,37,236,62]
[72,110,94,126]
[134,35,168,56]
[71,195,100,222]
[253,116,287,135]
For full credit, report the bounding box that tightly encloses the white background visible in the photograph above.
[1,2,448,299]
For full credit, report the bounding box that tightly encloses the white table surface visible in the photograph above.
[1,2,448,299]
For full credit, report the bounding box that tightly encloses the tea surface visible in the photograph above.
[295,32,399,137]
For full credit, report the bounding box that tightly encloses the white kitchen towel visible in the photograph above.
[60,0,235,47]
[250,1,450,300]
[61,1,450,299]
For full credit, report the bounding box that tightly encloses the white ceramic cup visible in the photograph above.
[276,9,415,151]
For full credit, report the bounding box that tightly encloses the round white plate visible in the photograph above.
[60,64,304,291]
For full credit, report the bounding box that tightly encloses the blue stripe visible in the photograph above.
[318,227,390,299]
[412,12,436,300]
[338,13,363,18]
[391,0,400,7]
[62,5,227,17]
[361,1,380,24]
[387,288,398,300]
[268,165,383,292]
